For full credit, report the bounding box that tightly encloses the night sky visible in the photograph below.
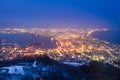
[0,0,120,28]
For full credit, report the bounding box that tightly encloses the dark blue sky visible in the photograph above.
[0,0,120,28]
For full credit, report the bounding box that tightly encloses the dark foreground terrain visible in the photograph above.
[0,55,120,80]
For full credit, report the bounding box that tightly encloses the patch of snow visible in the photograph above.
[33,61,37,68]
[42,67,47,71]
[63,62,86,67]
[2,66,24,75]
[0,69,8,74]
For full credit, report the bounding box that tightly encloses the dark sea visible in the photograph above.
[91,30,120,45]
[0,33,56,48]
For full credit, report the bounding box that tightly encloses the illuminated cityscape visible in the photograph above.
[0,28,120,80]
[0,0,120,80]
[0,28,120,68]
